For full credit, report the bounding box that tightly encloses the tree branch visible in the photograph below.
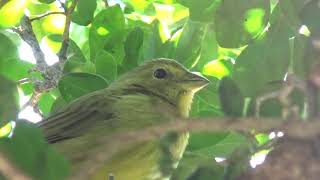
[30,11,65,22]
[12,16,47,72]
[0,151,31,180]
[58,0,79,63]
[70,118,320,179]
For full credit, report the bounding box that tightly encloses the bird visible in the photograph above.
[38,58,209,180]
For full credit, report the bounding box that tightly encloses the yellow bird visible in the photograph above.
[38,58,209,180]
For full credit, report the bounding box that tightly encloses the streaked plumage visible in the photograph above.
[38,58,209,180]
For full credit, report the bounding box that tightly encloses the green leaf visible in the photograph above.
[38,91,57,116]
[68,39,87,62]
[140,20,173,63]
[187,132,247,158]
[190,77,222,117]
[0,0,30,27]
[63,56,95,74]
[193,24,219,71]
[218,77,244,117]
[50,96,67,113]
[71,0,97,26]
[233,31,290,97]
[0,33,18,60]
[215,0,270,48]
[89,5,125,62]
[122,0,155,14]
[202,58,232,79]
[0,120,70,179]
[301,0,320,36]
[178,0,222,22]
[122,27,144,71]
[0,75,18,126]
[95,51,117,83]
[292,35,314,79]
[58,72,108,102]
[0,58,34,81]
[38,0,55,4]
[174,20,206,68]
[171,153,224,180]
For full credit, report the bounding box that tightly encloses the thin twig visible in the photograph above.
[30,11,65,22]
[58,0,79,63]
[0,151,31,180]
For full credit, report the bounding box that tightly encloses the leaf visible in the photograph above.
[0,75,18,126]
[301,0,320,35]
[38,0,55,4]
[171,153,224,180]
[140,20,171,63]
[50,96,67,113]
[71,0,97,26]
[95,51,117,83]
[218,77,244,117]
[202,58,232,79]
[38,91,57,116]
[214,0,270,48]
[174,20,206,68]
[0,32,18,60]
[58,72,108,102]
[68,39,87,62]
[0,0,30,27]
[233,30,290,97]
[187,132,247,158]
[190,77,222,117]
[122,27,144,71]
[0,58,34,81]
[177,0,222,22]
[0,120,70,179]
[63,56,95,74]
[292,35,315,79]
[89,5,125,62]
[194,24,219,71]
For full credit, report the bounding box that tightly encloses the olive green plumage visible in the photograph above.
[38,58,209,180]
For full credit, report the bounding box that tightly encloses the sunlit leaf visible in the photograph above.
[42,13,65,34]
[215,0,270,48]
[0,0,30,27]
[203,59,230,79]
[0,121,14,138]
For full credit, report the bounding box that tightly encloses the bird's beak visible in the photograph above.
[179,72,210,91]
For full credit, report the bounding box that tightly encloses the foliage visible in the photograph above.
[0,0,318,179]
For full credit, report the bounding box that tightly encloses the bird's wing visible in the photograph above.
[38,91,118,143]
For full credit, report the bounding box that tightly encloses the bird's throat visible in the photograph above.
[177,91,195,118]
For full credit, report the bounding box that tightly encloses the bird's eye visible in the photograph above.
[153,68,167,79]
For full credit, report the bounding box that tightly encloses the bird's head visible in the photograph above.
[110,58,209,117]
